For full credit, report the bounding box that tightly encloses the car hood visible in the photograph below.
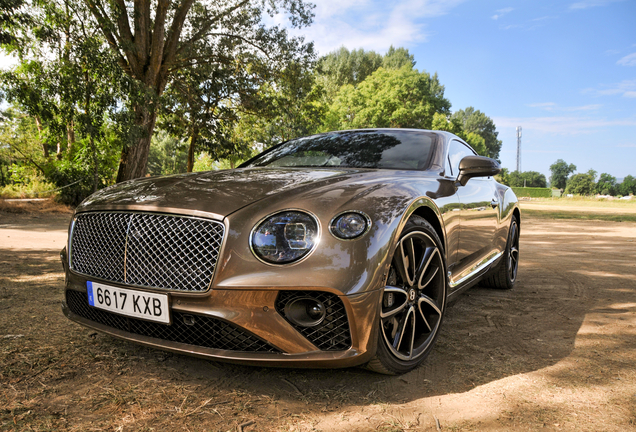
[76,168,364,218]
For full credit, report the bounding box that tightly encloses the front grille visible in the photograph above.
[276,291,352,351]
[66,290,281,353]
[70,212,224,292]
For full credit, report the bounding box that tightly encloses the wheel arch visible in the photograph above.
[513,206,521,230]
[411,205,446,254]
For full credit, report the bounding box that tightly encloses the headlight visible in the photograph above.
[250,211,320,264]
[329,211,371,240]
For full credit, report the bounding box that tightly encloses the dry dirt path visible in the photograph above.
[1,212,635,431]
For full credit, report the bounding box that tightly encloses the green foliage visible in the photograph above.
[511,187,552,198]
[147,131,188,176]
[549,159,577,189]
[315,47,383,101]
[596,173,617,195]
[495,167,510,186]
[323,65,451,131]
[508,170,547,188]
[451,107,502,160]
[564,173,596,196]
[618,175,636,196]
[193,152,249,172]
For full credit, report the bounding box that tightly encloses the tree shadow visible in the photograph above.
[2,217,635,431]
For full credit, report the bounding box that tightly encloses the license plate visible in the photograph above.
[87,281,170,324]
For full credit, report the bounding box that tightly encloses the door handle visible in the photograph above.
[490,199,498,209]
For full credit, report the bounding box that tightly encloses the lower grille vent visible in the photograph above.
[66,290,281,353]
[275,291,352,351]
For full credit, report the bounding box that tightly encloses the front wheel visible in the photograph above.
[365,216,447,375]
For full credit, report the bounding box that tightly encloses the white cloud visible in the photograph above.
[527,102,602,112]
[493,115,636,135]
[282,0,467,54]
[569,0,624,9]
[492,7,513,20]
[583,79,636,98]
[617,53,636,66]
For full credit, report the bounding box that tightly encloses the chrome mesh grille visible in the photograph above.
[70,212,225,292]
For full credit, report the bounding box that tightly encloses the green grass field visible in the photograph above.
[520,196,636,222]
[527,196,636,209]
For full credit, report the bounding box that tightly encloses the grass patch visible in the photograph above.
[523,208,636,222]
[527,196,636,209]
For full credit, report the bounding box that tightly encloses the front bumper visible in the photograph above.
[61,256,381,368]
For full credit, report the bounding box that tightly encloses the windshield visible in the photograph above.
[241,130,437,170]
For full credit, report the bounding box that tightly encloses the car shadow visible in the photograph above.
[2,217,635,430]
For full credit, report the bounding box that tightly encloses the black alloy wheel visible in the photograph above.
[366,216,446,375]
[484,215,520,290]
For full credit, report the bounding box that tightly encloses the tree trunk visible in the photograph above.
[90,134,99,192]
[187,127,199,172]
[116,104,158,182]
[34,116,49,159]
[67,119,76,153]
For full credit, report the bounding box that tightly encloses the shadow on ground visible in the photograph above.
[1,216,635,431]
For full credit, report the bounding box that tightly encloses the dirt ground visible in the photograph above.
[1,205,636,431]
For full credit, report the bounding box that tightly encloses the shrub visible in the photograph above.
[511,187,552,198]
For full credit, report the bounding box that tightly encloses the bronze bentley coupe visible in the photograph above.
[60,129,520,374]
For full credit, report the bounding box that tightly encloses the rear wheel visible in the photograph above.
[483,215,519,290]
[365,216,447,375]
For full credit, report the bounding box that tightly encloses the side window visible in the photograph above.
[447,140,476,177]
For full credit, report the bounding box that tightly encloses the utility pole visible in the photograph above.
[516,126,522,172]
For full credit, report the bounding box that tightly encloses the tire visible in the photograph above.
[365,215,447,375]
[483,215,520,290]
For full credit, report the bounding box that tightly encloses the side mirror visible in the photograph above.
[456,155,501,186]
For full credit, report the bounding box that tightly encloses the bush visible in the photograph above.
[511,187,552,198]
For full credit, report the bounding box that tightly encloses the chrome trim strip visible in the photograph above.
[448,251,502,288]
[68,216,76,269]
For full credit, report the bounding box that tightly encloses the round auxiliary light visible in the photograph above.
[250,210,319,264]
[329,211,371,240]
[284,297,326,327]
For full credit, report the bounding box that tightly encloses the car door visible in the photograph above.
[446,140,499,285]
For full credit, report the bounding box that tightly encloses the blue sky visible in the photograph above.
[282,0,636,180]
[2,0,634,180]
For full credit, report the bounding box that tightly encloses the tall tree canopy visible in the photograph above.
[549,159,577,189]
[85,0,315,181]
[323,65,451,131]
[564,172,595,196]
[451,107,502,160]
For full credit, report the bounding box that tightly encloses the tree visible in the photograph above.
[596,173,617,195]
[381,46,416,70]
[85,0,315,182]
[315,47,383,102]
[0,0,33,45]
[1,0,125,196]
[323,65,451,131]
[431,112,488,156]
[495,167,510,186]
[451,107,502,160]
[564,173,595,196]
[549,159,577,189]
[618,175,635,196]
